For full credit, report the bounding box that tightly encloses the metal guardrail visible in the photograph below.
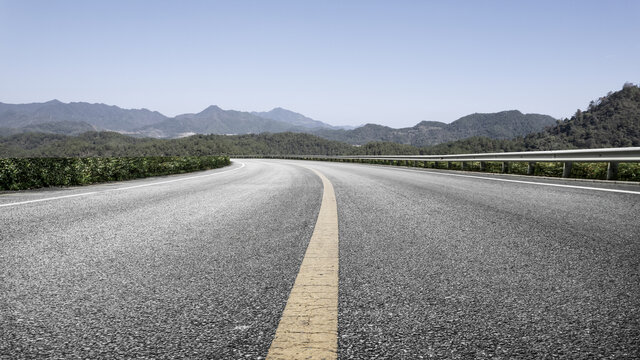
[234,147,640,180]
[331,147,640,179]
[330,147,640,163]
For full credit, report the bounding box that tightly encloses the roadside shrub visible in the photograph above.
[483,162,503,173]
[618,163,640,181]
[571,162,608,179]
[534,162,563,177]
[0,156,230,190]
[508,162,529,175]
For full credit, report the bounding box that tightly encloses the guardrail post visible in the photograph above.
[562,162,573,178]
[607,162,619,180]
[527,162,535,175]
[480,161,486,172]
[461,162,466,171]
[447,162,452,169]
[502,162,509,173]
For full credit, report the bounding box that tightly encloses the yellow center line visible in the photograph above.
[267,168,339,359]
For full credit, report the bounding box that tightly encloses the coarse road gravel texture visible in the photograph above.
[303,161,639,359]
[1,161,322,359]
[2,159,639,359]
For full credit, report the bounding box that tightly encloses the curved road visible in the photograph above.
[1,159,639,358]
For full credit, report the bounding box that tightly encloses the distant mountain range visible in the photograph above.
[252,107,355,130]
[0,101,348,138]
[0,100,166,134]
[0,100,556,146]
[2,84,637,158]
[312,111,557,147]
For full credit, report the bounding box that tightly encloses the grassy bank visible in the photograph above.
[0,156,230,190]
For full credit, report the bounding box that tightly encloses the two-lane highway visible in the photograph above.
[2,159,639,359]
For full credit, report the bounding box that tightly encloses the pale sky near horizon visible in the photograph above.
[1,0,638,127]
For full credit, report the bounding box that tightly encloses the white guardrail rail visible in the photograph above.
[332,147,640,179]
[238,147,640,180]
[331,147,640,163]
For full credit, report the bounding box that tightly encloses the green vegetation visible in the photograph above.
[1,84,638,185]
[428,83,640,154]
[290,157,640,182]
[420,136,523,155]
[0,156,230,190]
[310,110,556,146]
[522,82,640,149]
[0,131,420,158]
[2,85,638,158]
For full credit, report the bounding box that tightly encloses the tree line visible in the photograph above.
[1,84,638,158]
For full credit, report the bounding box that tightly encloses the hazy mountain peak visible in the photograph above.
[0,100,556,143]
[203,105,222,112]
[307,111,557,146]
[0,100,168,132]
[415,120,447,128]
[252,107,339,130]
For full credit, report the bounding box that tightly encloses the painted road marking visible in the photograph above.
[390,167,640,195]
[0,162,246,208]
[277,160,640,195]
[267,168,339,359]
[320,161,640,195]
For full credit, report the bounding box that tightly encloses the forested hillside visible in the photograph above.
[420,84,640,154]
[0,101,337,138]
[310,110,556,146]
[522,83,640,150]
[252,108,345,130]
[1,99,555,144]
[0,100,167,132]
[0,131,421,157]
[135,106,298,138]
[1,85,638,157]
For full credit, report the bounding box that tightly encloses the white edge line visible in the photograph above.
[0,162,246,208]
[389,166,640,195]
[0,192,101,208]
[111,162,245,191]
[277,160,640,195]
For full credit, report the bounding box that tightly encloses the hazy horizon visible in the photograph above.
[1,0,638,127]
[0,98,560,128]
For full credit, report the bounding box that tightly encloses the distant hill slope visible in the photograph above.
[1,85,638,158]
[419,83,640,154]
[0,121,98,136]
[523,83,640,150]
[135,105,298,138]
[0,100,167,133]
[0,131,361,157]
[0,100,555,144]
[0,101,325,138]
[252,107,335,129]
[310,110,557,146]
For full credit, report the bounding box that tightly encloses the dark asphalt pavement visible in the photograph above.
[2,159,639,359]
[1,161,322,359]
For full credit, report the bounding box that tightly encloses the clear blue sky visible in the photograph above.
[1,0,638,127]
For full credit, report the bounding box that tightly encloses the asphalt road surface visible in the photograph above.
[1,159,639,359]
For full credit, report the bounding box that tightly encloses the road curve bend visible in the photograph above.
[1,159,639,358]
